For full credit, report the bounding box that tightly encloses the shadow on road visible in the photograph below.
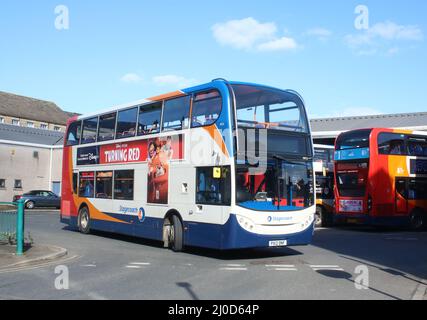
[63,226,303,261]
[312,226,427,280]
[316,269,401,300]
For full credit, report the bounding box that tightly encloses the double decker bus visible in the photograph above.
[314,145,335,228]
[334,128,427,229]
[61,79,315,251]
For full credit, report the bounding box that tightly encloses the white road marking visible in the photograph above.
[220,267,248,271]
[268,268,298,271]
[412,281,427,300]
[125,265,142,269]
[81,264,97,268]
[310,265,345,271]
[129,262,151,266]
[221,264,246,267]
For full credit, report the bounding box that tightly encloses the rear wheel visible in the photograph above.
[78,206,91,234]
[25,201,35,210]
[168,215,184,252]
[409,209,426,231]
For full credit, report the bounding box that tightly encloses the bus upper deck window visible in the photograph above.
[191,91,222,128]
[162,96,191,132]
[66,121,82,146]
[98,113,116,142]
[138,102,162,136]
[81,117,98,144]
[116,107,138,139]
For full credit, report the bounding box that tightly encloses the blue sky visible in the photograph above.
[0,0,426,118]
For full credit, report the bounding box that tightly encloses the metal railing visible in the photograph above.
[0,200,25,255]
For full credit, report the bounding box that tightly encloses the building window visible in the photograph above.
[66,121,82,146]
[116,108,138,139]
[196,167,231,205]
[14,179,22,189]
[114,170,134,200]
[27,121,35,128]
[0,179,5,189]
[138,103,162,136]
[0,117,5,124]
[98,113,116,142]
[12,119,20,126]
[96,171,113,199]
[162,96,191,132]
[81,117,98,144]
[40,123,48,130]
[54,126,61,132]
[79,172,95,198]
[191,90,222,128]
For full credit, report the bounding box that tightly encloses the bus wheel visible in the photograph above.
[169,215,184,252]
[409,210,425,231]
[78,206,91,234]
[315,207,323,228]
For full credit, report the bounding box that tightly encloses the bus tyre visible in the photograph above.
[170,215,184,252]
[78,206,91,234]
[26,201,35,210]
[409,210,425,231]
[315,207,323,228]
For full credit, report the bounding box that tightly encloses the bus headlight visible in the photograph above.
[237,215,255,232]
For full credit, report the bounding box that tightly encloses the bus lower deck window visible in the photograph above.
[79,172,95,198]
[114,170,134,200]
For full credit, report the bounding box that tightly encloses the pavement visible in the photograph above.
[0,210,426,300]
[0,243,68,273]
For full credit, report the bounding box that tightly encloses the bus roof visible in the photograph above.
[73,79,302,122]
[336,128,427,138]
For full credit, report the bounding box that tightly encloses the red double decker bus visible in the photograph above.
[334,128,427,230]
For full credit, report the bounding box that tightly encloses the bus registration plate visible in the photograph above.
[269,240,287,247]
[339,200,363,213]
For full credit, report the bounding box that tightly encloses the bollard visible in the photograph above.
[16,199,25,256]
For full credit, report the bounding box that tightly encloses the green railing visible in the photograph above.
[0,200,25,255]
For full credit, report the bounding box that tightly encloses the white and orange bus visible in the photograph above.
[60,79,315,251]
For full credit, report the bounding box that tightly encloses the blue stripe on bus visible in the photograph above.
[61,213,314,250]
[238,201,304,212]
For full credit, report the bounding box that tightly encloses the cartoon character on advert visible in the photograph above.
[147,138,170,204]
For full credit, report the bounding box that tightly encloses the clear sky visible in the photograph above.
[0,0,426,118]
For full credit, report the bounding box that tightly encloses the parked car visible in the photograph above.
[13,190,61,209]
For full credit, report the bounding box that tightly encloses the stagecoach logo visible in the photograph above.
[138,207,146,223]
[119,206,138,215]
[268,216,293,223]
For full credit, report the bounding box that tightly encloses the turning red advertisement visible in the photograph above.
[100,140,148,165]
[147,135,184,204]
[99,134,184,165]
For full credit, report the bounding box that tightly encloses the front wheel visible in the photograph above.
[409,210,426,231]
[78,206,91,234]
[315,207,323,228]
